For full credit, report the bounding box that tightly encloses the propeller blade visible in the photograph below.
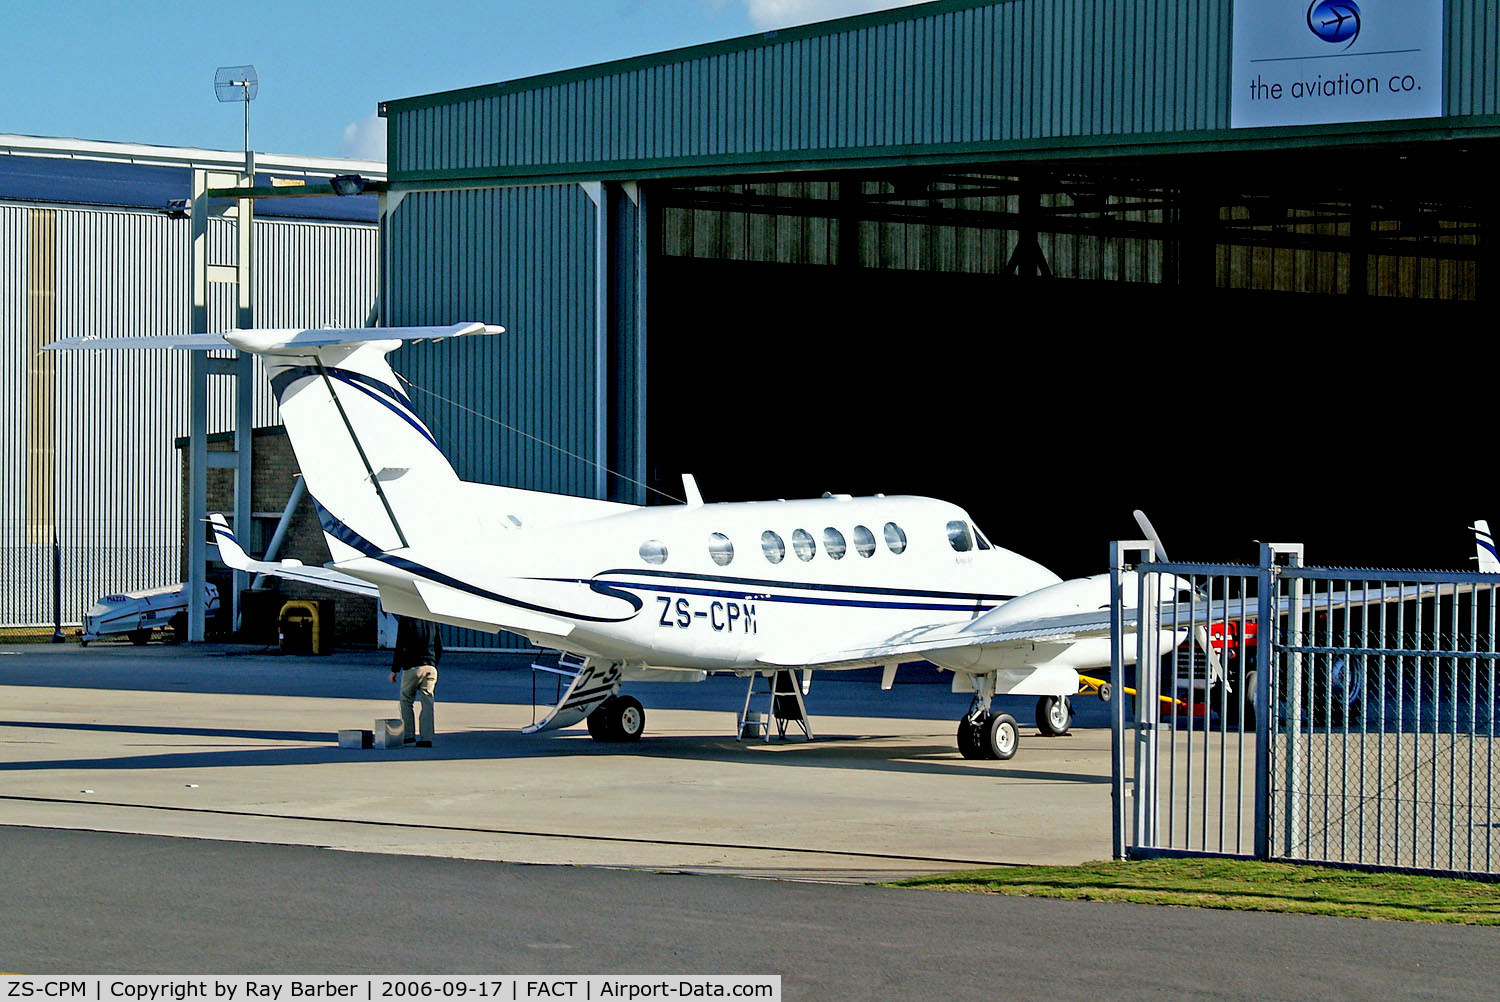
[1133,509,1169,562]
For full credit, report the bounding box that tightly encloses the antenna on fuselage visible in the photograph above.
[682,474,704,508]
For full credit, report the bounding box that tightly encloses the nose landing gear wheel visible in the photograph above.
[1035,695,1072,736]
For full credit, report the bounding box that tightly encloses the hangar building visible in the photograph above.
[1,135,382,635]
[374,0,1496,646]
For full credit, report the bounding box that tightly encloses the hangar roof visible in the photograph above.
[0,134,384,222]
[380,0,1500,190]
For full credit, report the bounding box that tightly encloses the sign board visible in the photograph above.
[1231,0,1444,128]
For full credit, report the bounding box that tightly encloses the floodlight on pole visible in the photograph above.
[214,64,258,178]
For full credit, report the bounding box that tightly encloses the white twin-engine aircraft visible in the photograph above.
[50,323,1184,761]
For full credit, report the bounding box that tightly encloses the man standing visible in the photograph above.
[391,615,441,747]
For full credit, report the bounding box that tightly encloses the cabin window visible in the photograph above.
[639,540,668,565]
[973,525,993,550]
[708,533,735,567]
[884,522,907,554]
[761,530,786,564]
[852,524,876,558]
[792,528,816,561]
[822,527,847,560]
[947,520,974,552]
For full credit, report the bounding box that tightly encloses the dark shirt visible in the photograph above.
[392,617,442,671]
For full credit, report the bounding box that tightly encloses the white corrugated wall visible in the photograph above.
[2,204,376,628]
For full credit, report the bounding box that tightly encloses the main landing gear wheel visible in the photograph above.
[985,712,1019,760]
[958,713,1020,760]
[587,694,645,743]
[957,717,986,759]
[613,695,645,742]
[1035,695,1072,736]
[586,701,617,741]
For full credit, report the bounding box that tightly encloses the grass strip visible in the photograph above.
[889,858,1500,924]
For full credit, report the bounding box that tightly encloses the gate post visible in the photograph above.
[1281,547,1305,859]
[1253,542,1304,860]
[1254,544,1275,859]
[1110,539,1156,860]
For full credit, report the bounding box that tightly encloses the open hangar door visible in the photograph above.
[643,143,1494,579]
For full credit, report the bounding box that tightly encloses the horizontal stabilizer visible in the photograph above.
[45,323,504,355]
[208,514,380,598]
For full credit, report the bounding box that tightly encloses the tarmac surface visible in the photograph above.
[0,642,1117,881]
[6,641,1499,997]
[5,823,1500,999]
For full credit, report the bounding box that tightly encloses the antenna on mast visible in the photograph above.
[214,64,259,178]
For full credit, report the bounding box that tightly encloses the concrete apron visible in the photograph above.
[0,679,1114,883]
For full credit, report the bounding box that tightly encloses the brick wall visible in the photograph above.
[178,426,378,647]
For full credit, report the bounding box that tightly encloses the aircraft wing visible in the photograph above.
[756,579,1476,675]
[757,607,1114,673]
[209,514,381,598]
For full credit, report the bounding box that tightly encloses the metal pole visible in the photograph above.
[50,532,64,643]
[250,477,306,591]
[1110,541,1152,859]
[1135,547,1162,849]
[243,88,251,179]
[1111,540,1127,859]
[188,170,210,643]
[1283,548,1304,859]
[232,154,254,634]
[1253,543,1275,859]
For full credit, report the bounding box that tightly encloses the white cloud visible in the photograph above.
[737,0,929,30]
[338,113,387,162]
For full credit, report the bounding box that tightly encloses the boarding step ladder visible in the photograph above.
[528,651,591,729]
[737,668,813,742]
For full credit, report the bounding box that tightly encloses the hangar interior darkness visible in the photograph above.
[643,141,1494,577]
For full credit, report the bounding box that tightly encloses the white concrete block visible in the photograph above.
[338,729,372,749]
[374,718,405,748]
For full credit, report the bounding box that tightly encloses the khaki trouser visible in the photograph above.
[399,664,438,742]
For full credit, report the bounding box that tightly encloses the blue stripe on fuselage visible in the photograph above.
[578,570,1011,613]
[311,503,1006,622]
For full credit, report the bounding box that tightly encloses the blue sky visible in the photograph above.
[2,0,925,162]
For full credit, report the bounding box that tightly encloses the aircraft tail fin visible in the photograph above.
[1473,520,1500,573]
[50,324,501,561]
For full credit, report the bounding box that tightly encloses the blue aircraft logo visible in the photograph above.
[1307,0,1361,48]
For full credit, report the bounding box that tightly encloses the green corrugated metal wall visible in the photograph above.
[385,0,1500,182]
[388,185,599,499]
